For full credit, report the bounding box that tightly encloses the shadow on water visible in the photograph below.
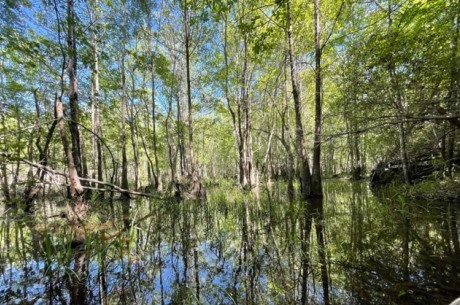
[0,180,459,304]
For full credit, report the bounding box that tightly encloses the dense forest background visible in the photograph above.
[1,1,460,304]
[1,0,460,208]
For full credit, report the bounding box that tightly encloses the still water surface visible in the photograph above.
[0,180,459,304]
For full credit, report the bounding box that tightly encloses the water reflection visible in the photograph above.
[0,180,459,304]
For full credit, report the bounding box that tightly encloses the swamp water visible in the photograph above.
[0,180,459,305]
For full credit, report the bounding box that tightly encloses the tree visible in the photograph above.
[181,0,200,194]
[221,0,256,190]
[286,0,313,200]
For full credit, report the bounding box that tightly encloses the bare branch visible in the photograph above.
[19,158,158,198]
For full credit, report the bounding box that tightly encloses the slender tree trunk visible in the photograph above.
[90,0,103,198]
[56,97,85,220]
[139,101,156,188]
[140,81,158,189]
[67,0,84,178]
[0,54,10,203]
[238,103,246,186]
[242,33,254,189]
[0,154,10,203]
[312,0,323,198]
[166,95,176,184]
[128,102,140,191]
[166,54,178,184]
[286,0,312,199]
[183,1,199,194]
[223,14,242,186]
[147,14,163,192]
[128,72,141,191]
[11,110,22,197]
[120,4,129,199]
[282,59,295,201]
[177,86,186,177]
[90,22,104,199]
[151,75,163,191]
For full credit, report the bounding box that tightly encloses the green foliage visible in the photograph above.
[0,0,459,196]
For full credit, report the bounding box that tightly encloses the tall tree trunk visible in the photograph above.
[286,0,312,199]
[242,32,253,189]
[0,102,10,202]
[166,54,178,184]
[0,55,10,203]
[311,0,323,198]
[282,57,295,201]
[223,13,242,187]
[237,103,246,186]
[166,95,176,184]
[128,101,140,191]
[120,4,129,199]
[149,14,163,191]
[128,72,140,191]
[90,20,104,199]
[183,1,199,194]
[151,74,163,191]
[313,0,330,289]
[67,0,84,179]
[177,86,186,178]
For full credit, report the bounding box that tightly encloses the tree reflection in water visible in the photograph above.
[0,180,458,304]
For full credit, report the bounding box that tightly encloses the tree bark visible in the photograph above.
[67,0,84,178]
[90,30,104,199]
[311,0,323,198]
[152,73,163,191]
[183,1,200,194]
[56,97,86,220]
[120,4,129,199]
[242,32,254,189]
[282,58,295,201]
[286,0,312,199]
[128,72,141,191]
